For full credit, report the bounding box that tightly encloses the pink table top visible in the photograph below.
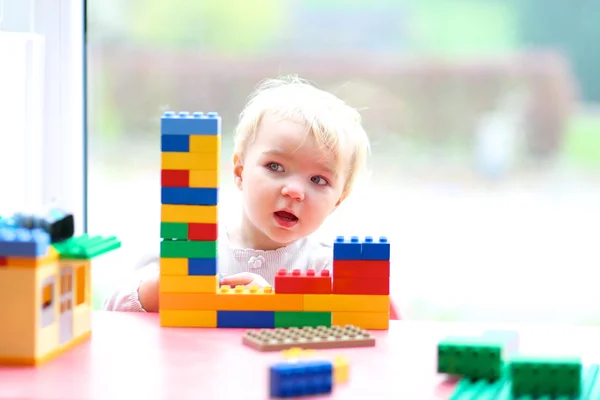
[1,312,600,400]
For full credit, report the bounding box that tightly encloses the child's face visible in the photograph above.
[233,113,346,249]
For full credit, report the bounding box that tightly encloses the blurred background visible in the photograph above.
[87,0,600,323]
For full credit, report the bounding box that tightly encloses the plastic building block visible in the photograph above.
[161,170,189,187]
[332,276,389,295]
[9,208,74,244]
[331,311,389,330]
[361,236,390,260]
[281,347,316,359]
[160,275,218,293]
[160,240,217,258]
[274,311,331,328]
[160,222,189,240]
[269,359,333,398]
[159,310,217,328]
[188,223,218,241]
[159,258,188,275]
[161,111,221,136]
[188,258,217,275]
[189,170,219,188]
[189,134,220,154]
[450,364,600,399]
[333,236,362,260]
[509,355,582,397]
[333,356,350,384]
[274,269,332,294]
[161,134,189,152]
[437,336,505,381]
[303,294,390,313]
[332,260,389,278]
[161,187,218,206]
[242,325,376,352]
[161,204,218,224]
[217,310,274,328]
[0,227,49,257]
[161,151,219,171]
[52,234,121,259]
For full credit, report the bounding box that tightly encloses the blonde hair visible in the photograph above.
[233,75,370,200]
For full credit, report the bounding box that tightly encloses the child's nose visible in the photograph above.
[281,181,305,201]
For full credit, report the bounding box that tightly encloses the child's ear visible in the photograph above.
[233,153,244,190]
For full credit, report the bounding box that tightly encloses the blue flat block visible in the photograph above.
[161,187,218,206]
[188,257,217,275]
[0,227,50,257]
[161,134,189,152]
[161,111,221,135]
[217,311,274,328]
[361,236,390,260]
[270,360,333,398]
[333,236,362,260]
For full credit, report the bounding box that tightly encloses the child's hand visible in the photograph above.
[220,272,271,289]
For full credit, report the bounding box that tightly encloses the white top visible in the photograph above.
[103,226,333,312]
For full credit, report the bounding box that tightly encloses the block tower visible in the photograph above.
[159,111,222,327]
[330,236,391,329]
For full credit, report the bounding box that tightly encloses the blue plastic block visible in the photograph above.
[270,359,333,398]
[0,227,50,257]
[161,111,221,135]
[161,187,218,206]
[361,236,390,260]
[216,311,274,328]
[188,257,217,275]
[333,236,362,260]
[161,134,189,152]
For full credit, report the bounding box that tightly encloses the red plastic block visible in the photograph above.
[188,223,218,241]
[161,169,189,187]
[274,269,332,294]
[333,260,389,278]
[0,257,6,266]
[333,277,389,295]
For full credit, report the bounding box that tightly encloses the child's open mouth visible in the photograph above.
[274,210,299,228]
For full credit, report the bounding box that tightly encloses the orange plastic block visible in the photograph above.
[333,260,389,278]
[159,285,304,311]
[332,277,389,295]
[274,269,332,294]
[303,294,389,312]
[332,311,389,330]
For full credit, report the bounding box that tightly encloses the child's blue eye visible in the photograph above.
[267,162,283,172]
[311,176,328,186]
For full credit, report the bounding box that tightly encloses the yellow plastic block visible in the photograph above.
[161,152,219,171]
[331,311,389,330]
[334,356,350,384]
[304,294,389,313]
[281,347,316,359]
[160,258,188,276]
[161,204,218,224]
[216,285,304,311]
[3,246,59,267]
[159,285,304,311]
[189,170,219,188]
[160,275,218,293]
[160,310,217,327]
[189,134,220,154]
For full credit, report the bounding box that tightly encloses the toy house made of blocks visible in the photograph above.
[0,214,120,366]
[159,111,390,330]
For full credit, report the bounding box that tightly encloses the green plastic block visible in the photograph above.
[160,222,188,240]
[160,239,217,258]
[437,336,504,381]
[274,312,332,328]
[450,364,600,400]
[509,355,582,397]
[52,234,121,259]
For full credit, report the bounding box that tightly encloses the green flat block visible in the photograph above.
[274,312,331,328]
[438,336,505,381]
[160,239,217,258]
[161,222,188,240]
[53,234,121,259]
[510,355,583,397]
[450,364,600,399]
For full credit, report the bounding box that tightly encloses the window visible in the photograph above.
[75,264,87,306]
[40,277,55,327]
[0,0,85,233]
